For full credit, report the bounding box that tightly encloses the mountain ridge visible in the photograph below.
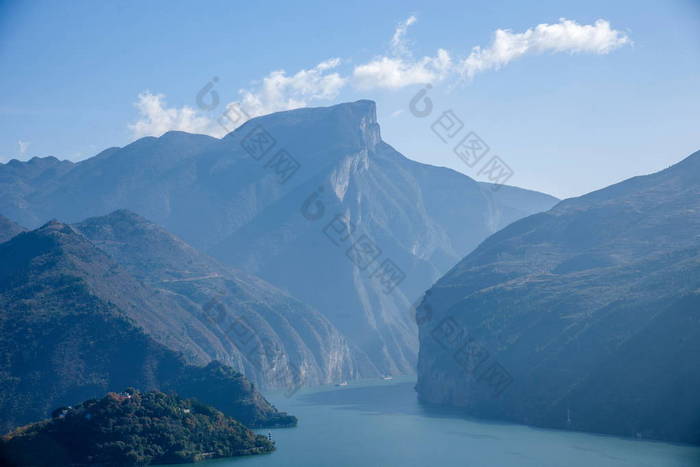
[73,209,360,388]
[415,148,700,444]
[0,100,559,377]
[0,219,295,433]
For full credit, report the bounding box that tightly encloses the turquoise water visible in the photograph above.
[193,377,700,467]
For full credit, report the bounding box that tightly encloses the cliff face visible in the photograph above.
[208,101,558,375]
[74,209,358,389]
[0,100,557,377]
[0,220,293,433]
[416,150,700,444]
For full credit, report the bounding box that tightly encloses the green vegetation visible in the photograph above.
[0,222,296,433]
[172,361,297,428]
[0,389,274,466]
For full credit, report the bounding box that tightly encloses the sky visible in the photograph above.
[1,0,699,199]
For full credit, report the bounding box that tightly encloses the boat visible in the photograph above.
[382,375,393,381]
[335,381,348,387]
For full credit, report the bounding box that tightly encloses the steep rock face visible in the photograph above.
[74,209,358,389]
[208,102,557,375]
[416,150,700,444]
[0,101,557,377]
[0,221,294,433]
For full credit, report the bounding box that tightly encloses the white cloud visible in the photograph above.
[391,15,417,57]
[353,16,630,89]
[128,17,631,137]
[128,92,214,138]
[353,49,452,89]
[353,16,453,89]
[460,18,631,79]
[18,140,30,156]
[128,60,347,139]
[237,58,347,118]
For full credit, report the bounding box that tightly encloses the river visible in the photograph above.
[189,377,700,467]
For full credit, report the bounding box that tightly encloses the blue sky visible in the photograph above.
[1,0,698,198]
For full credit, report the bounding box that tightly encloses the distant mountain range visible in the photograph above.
[0,215,25,243]
[0,100,558,377]
[416,149,700,444]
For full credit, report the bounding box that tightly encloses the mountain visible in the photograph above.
[0,100,558,376]
[0,156,75,228]
[0,389,274,466]
[0,215,25,243]
[415,149,700,444]
[73,209,359,388]
[0,220,294,433]
[208,102,558,375]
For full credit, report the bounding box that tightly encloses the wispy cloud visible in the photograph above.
[353,50,453,90]
[129,92,214,138]
[128,16,631,139]
[237,58,347,118]
[353,16,453,89]
[129,60,346,138]
[391,15,417,57]
[459,18,631,79]
[18,140,30,157]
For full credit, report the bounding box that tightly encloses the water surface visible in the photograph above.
[191,377,700,467]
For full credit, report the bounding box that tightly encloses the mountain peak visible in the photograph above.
[36,219,81,238]
[337,99,377,120]
[39,218,67,230]
[102,209,147,223]
[225,99,381,154]
[244,99,377,125]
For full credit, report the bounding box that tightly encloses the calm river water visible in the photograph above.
[186,377,700,467]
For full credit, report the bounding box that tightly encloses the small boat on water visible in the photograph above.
[335,381,348,387]
[382,375,393,381]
